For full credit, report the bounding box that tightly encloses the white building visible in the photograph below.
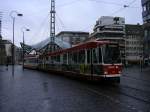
[125,24,144,64]
[90,16,126,63]
[94,16,125,26]
[56,31,89,46]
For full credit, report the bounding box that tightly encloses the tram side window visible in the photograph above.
[68,53,72,64]
[49,57,51,63]
[57,55,60,63]
[46,57,48,61]
[29,58,37,64]
[53,55,60,64]
[78,50,85,64]
[99,47,102,63]
[63,54,67,64]
[72,52,78,64]
[87,49,91,64]
[53,56,57,63]
[68,52,76,64]
[25,59,29,63]
[93,48,99,64]
[51,56,54,63]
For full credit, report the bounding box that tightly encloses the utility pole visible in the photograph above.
[0,12,2,40]
[50,0,56,52]
[0,12,2,65]
[21,27,30,68]
[10,11,23,76]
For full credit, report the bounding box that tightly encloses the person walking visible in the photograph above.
[6,58,8,70]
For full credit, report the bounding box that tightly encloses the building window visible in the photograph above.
[147,2,150,11]
[143,5,146,11]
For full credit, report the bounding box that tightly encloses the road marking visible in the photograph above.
[85,87,144,112]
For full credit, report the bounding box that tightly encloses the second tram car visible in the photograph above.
[24,40,122,82]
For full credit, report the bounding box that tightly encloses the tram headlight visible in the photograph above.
[116,66,118,68]
[104,71,108,75]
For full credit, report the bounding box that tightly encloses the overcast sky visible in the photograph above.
[0,0,142,46]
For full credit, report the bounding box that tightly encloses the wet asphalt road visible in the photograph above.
[0,65,150,112]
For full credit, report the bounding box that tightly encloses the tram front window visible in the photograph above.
[103,44,121,64]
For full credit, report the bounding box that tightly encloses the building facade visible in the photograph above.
[141,0,150,61]
[125,24,144,64]
[0,39,6,64]
[0,39,12,65]
[56,31,89,46]
[0,38,23,65]
[90,16,125,63]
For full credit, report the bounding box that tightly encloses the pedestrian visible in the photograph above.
[6,59,8,70]
[6,63,8,70]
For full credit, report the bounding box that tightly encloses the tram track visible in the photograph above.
[120,79,150,91]
[84,84,149,112]
[85,87,142,112]
[120,75,150,93]
[122,74,150,86]
[112,84,150,103]
[80,80,150,111]
[100,83,150,104]
[118,83,150,94]
[83,83,150,112]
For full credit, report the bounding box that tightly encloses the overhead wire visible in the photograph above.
[129,0,137,5]
[57,0,138,8]
[55,0,138,31]
[56,13,66,29]
[110,0,138,16]
[81,0,138,31]
[55,17,61,33]
[57,0,81,8]
[29,13,49,45]
[88,0,125,6]
[110,7,126,16]
[40,14,49,40]
[79,0,139,8]
[29,0,138,45]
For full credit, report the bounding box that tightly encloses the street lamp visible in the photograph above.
[10,11,23,75]
[10,11,23,65]
[21,27,30,68]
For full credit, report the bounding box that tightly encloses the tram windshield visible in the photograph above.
[103,44,121,64]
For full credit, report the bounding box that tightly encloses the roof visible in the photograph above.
[47,40,110,56]
[21,37,71,52]
[56,31,89,37]
[32,37,71,50]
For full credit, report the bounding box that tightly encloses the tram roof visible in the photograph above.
[68,40,110,51]
[47,40,110,56]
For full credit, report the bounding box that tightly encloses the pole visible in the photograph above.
[21,27,30,69]
[0,12,2,40]
[12,17,15,76]
[10,11,23,76]
[23,31,24,67]
[50,0,56,52]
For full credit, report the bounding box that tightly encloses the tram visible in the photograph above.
[24,54,39,69]
[24,40,122,82]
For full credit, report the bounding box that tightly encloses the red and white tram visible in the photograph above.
[24,40,122,82]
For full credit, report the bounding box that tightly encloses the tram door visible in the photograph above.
[88,48,99,75]
[86,49,93,75]
[90,49,93,75]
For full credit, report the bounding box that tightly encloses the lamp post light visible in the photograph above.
[10,11,23,75]
[21,27,30,68]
